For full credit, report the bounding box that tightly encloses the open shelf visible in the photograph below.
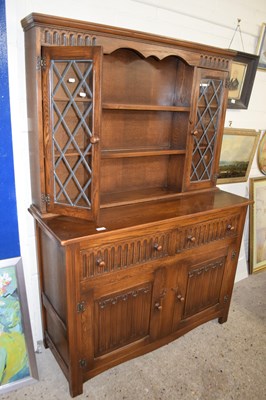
[102,103,190,112]
[101,148,186,159]
[100,187,181,208]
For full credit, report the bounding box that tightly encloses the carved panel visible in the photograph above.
[176,214,240,253]
[94,284,152,356]
[183,257,225,318]
[199,55,229,70]
[81,231,171,279]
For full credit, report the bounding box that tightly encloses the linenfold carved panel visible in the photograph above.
[183,257,225,318]
[94,284,152,356]
[81,232,171,279]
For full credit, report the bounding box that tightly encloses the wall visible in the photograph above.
[5,0,266,344]
[0,0,20,259]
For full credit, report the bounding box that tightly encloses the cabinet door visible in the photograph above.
[184,68,229,191]
[79,266,168,371]
[42,46,102,220]
[172,246,232,331]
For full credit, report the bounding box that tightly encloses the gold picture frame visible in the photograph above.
[256,22,266,70]
[218,128,260,184]
[257,131,266,175]
[249,177,266,273]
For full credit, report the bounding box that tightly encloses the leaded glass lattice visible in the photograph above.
[190,78,223,181]
[51,60,94,208]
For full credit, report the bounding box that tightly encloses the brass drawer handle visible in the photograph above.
[154,243,163,252]
[96,259,106,268]
[227,224,235,231]
[187,235,196,243]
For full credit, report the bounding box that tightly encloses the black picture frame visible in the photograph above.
[227,51,259,109]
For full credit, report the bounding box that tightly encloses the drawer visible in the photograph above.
[80,231,172,279]
[176,213,240,253]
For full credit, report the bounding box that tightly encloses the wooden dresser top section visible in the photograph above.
[30,190,251,246]
[21,13,236,69]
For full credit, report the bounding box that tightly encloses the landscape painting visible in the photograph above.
[218,128,259,184]
[249,177,266,273]
[0,258,38,394]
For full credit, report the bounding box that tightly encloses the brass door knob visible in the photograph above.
[177,294,185,302]
[90,136,100,144]
[154,302,162,311]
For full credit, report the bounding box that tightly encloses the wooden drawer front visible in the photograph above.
[81,231,171,279]
[176,214,240,253]
[94,283,152,357]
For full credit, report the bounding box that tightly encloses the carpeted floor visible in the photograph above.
[2,270,266,400]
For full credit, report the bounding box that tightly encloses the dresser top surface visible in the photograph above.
[30,189,251,245]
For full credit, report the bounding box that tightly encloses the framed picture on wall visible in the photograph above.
[256,22,266,70]
[257,131,266,175]
[227,51,259,109]
[249,177,266,273]
[217,128,260,184]
[0,257,38,394]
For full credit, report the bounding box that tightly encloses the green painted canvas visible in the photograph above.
[0,266,30,385]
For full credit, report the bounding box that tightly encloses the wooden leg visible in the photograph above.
[69,381,83,398]
[218,314,228,324]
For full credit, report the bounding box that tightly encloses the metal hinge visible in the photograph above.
[41,193,50,204]
[37,56,47,70]
[212,173,219,182]
[231,250,237,260]
[223,294,229,303]
[79,359,88,369]
[77,302,86,313]
[225,77,231,89]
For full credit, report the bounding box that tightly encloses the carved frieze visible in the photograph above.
[176,214,240,253]
[199,54,229,70]
[41,28,97,46]
[98,285,151,309]
[81,232,171,279]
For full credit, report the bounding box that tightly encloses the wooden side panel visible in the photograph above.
[38,227,70,372]
[40,229,67,322]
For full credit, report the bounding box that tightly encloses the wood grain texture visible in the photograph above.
[22,14,248,397]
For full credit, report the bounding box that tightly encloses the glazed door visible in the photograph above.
[42,46,102,220]
[184,68,229,191]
